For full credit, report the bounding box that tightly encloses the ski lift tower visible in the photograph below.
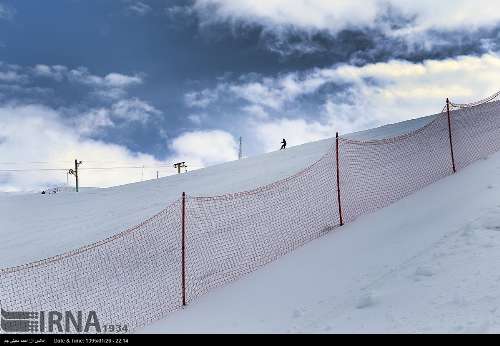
[174,161,187,174]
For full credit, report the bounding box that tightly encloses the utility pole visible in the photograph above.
[68,159,83,192]
[174,162,187,174]
[238,136,242,160]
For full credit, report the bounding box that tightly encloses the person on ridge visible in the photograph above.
[280,138,287,150]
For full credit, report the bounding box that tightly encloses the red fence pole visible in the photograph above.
[336,132,344,226]
[181,192,186,306]
[446,98,457,173]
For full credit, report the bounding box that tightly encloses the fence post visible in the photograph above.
[446,98,457,173]
[181,192,186,307]
[336,132,344,226]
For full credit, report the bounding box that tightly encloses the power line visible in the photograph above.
[0,159,207,171]
[0,160,177,165]
[0,161,182,169]
[0,160,205,176]
[0,168,69,172]
[0,161,65,165]
[0,162,175,166]
[80,165,175,170]
[0,165,200,172]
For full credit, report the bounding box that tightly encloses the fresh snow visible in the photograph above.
[0,113,435,268]
[142,148,500,333]
[3,110,500,333]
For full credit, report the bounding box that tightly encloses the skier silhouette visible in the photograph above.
[280,138,287,150]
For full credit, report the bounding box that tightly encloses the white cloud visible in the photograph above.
[185,72,325,111]
[385,1,500,34]
[94,72,143,100]
[128,1,152,16]
[2,62,157,127]
[322,53,500,118]
[210,52,500,152]
[111,98,160,123]
[3,63,143,95]
[104,73,143,88]
[0,63,27,83]
[0,104,159,191]
[194,0,378,33]
[77,108,114,135]
[187,113,208,125]
[169,130,238,168]
[230,81,283,110]
[166,5,195,19]
[0,70,23,83]
[230,73,325,110]
[75,98,162,135]
[3,63,144,102]
[193,1,500,40]
[0,4,13,20]
[92,88,128,101]
[28,64,144,101]
[185,87,221,108]
[32,64,68,81]
[242,104,269,119]
[68,67,143,89]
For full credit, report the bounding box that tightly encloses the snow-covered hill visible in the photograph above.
[143,146,500,333]
[4,108,499,333]
[0,113,436,268]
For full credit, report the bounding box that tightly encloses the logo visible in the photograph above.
[1,309,39,333]
[0,308,126,333]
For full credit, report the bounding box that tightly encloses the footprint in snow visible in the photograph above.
[323,325,333,332]
[414,266,434,278]
[291,308,305,319]
[356,292,378,309]
[485,225,500,232]
[479,214,500,232]
[460,222,478,237]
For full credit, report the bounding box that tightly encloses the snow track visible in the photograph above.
[3,102,500,333]
[0,113,435,268]
[143,149,500,333]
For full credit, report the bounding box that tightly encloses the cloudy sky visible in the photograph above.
[2,0,500,191]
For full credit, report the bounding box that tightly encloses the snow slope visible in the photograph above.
[6,109,497,333]
[142,147,500,333]
[0,113,436,268]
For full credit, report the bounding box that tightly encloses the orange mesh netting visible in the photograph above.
[2,92,500,332]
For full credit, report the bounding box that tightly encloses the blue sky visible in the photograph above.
[2,0,500,191]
